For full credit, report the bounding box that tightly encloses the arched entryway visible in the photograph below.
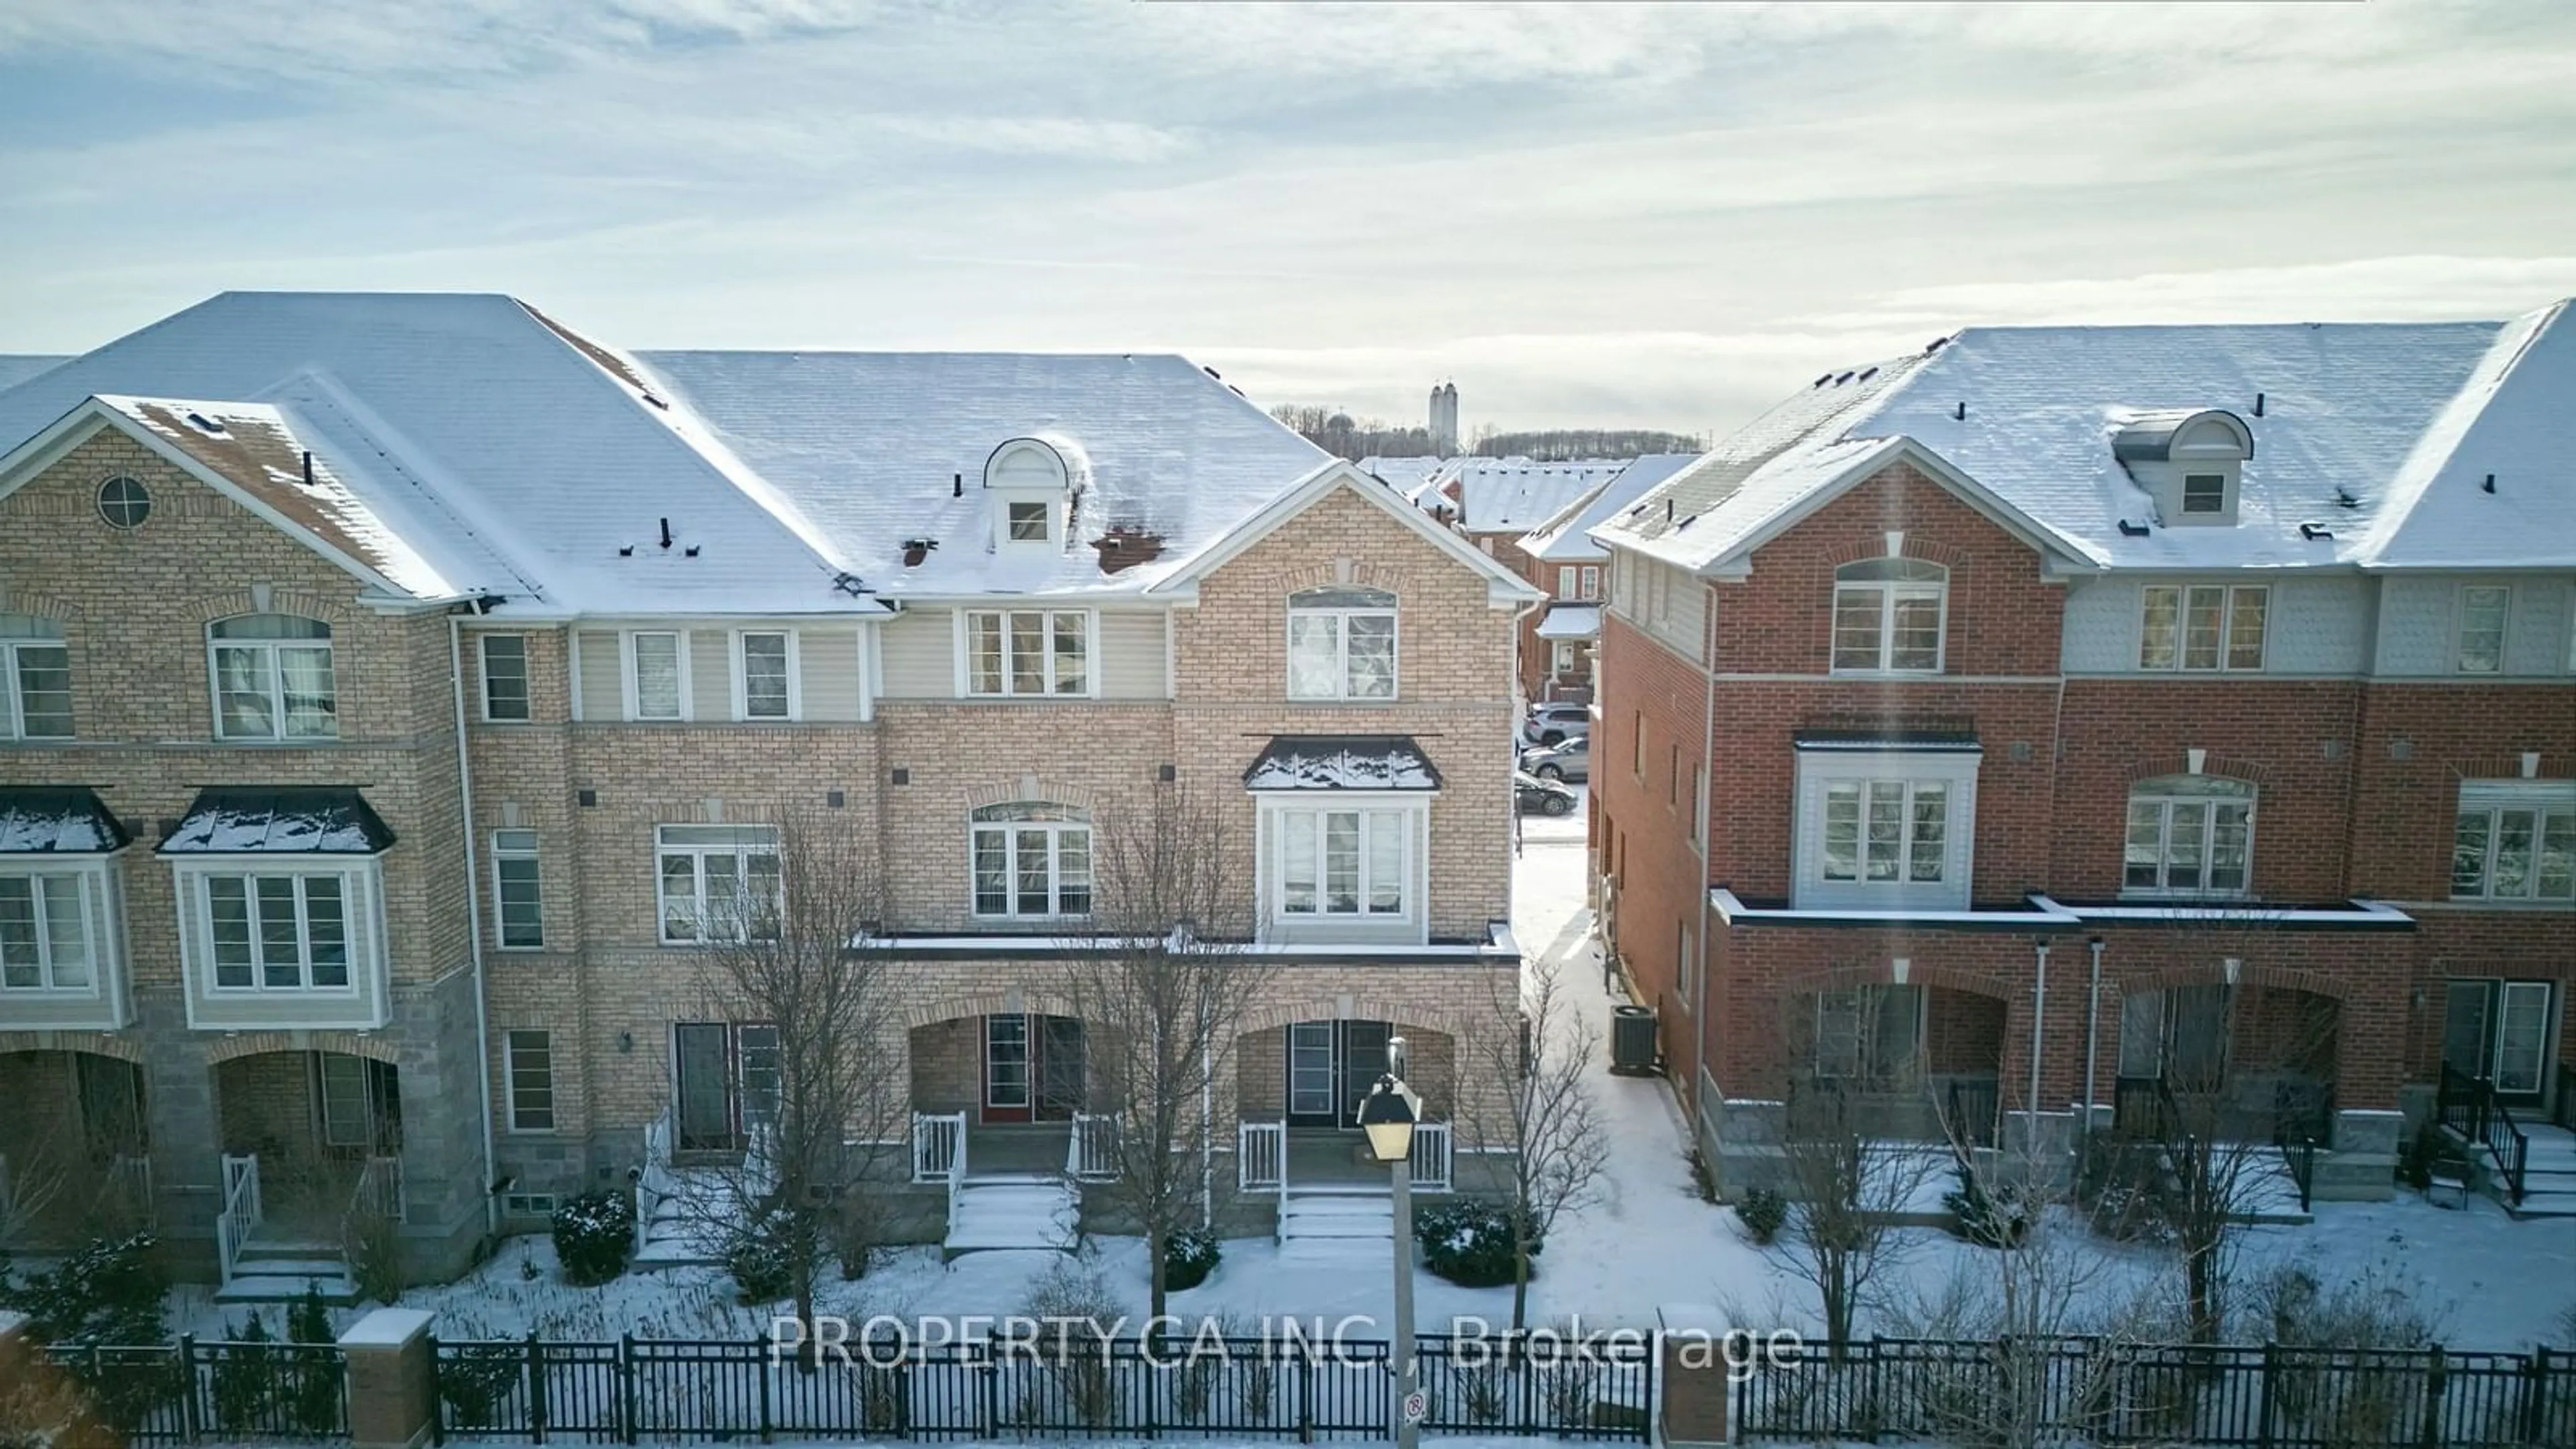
[1235,1018,1458,1190]
[0,1049,150,1245]
[211,1049,404,1243]
[2116,982,2339,1142]
[908,1012,1094,1176]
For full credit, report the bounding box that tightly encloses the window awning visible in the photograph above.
[1793,729,1982,753]
[1535,605,1601,640]
[157,787,396,855]
[0,787,129,853]
[1244,737,1443,792]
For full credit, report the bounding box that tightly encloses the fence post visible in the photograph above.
[527,1330,548,1446]
[2521,1348,2550,1446]
[337,1308,437,1449]
[2418,1346,2446,1449]
[177,1333,203,1443]
[1296,1342,1313,1444]
[1653,1306,1730,1448]
[1869,1336,1884,1446]
[981,1331,1000,1439]
[621,1334,639,1447]
[2256,1340,2277,1449]
[758,1337,774,1444]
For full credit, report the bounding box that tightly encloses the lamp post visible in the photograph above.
[1357,1038,1424,1449]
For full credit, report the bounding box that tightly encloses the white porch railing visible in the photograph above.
[635,1107,675,1256]
[1409,1122,1452,1193]
[1238,1120,1285,1192]
[215,1153,262,1285]
[110,1154,155,1223]
[911,1112,965,1184]
[1067,1114,1119,1182]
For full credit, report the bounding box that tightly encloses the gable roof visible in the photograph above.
[1148,460,1546,607]
[2358,301,2576,569]
[1452,457,1632,535]
[1519,453,1701,563]
[0,356,67,392]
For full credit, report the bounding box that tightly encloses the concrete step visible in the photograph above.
[217,1273,359,1306]
[943,1179,1079,1256]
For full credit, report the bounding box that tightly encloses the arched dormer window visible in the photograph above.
[1,614,72,740]
[209,614,337,741]
[1830,558,1946,674]
[1287,586,1397,700]
[2112,409,2253,528]
[971,802,1092,919]
[2123,774,2253,897]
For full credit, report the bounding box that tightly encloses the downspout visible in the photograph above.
[1695,577,1719,1112]
[2082,937,2106,1134]
[2027,939,2051,1148]
[1201,1044,1214,1229]
[450,614,500,1239]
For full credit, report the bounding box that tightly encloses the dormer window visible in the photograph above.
[984,435,1088,553]
[2181,474,2227,515]
[2112,409,2253,528]
[1007,501,1050,543]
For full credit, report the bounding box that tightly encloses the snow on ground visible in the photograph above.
[178,795,2576,1352]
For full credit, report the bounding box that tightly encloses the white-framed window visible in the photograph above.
[1830,558,1947,674]
[1550,641,1579,676]
[734,630,798,720]
[655,824,781,944]
[2139,584,2267,672]
[969,802,1092,918]
[492,829,543,949]
[1006,500,1051,543]
[1277,806,1408,916]
[1556,566,1599,601]
[1580,565,1601,602]
[209,614,337,740]
[1794,749,1980,910]
[2452,782,2576,903]
[1,614,72,740]
[623,631,687,720]
[2456,586,2510,674]
[2123,775,2254,897]
[965,610,1090,698]
[0,870,93,990]
[1813,985,1923,1084]
[480,634,531,722]
[1675,918,1697,1016]
[506,1028,555,1132]
[1287,586,1397,700]
[2181,474,2228,516]
[203,872,352,990]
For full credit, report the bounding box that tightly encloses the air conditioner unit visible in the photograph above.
[1610,1005,1660,1077]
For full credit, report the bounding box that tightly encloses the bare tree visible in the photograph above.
[1766,987,1941,1353]
[686,814,906,1356]
[1460,956,1607,1328]
[1057,784,1273,1320]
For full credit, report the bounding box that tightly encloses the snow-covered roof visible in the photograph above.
[1453,458,1631,535]
[1519,453,1703,563]
[632,350,1332,598]
[158,788,396,855]
[1242,736,1443,792]
[0,356,66,391]
[1599,311,2563,573]
[0,788,128,853]
[1358,455,1456,496]
[1534,605,1601,639]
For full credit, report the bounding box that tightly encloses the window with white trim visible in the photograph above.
[1287,586,1397,700]
[1,614,72,740]
[2452,783,2576,902]
[736,631,796,719]
[1550,641,1579,676]
[1580,565,1600,601]
[0,871,93,989]
[492,829,543,949]
[1676,919,1697,1015]
[1006,500,1051,543]
[1821,780,1949,885]
[2139,584,2267,672]
[204,873,350,989]
[506,1029,555,1132]
[2123,775,2253,897]
[1277,806,1407,916]
[480,635,531,722]
[970,802,1092,918]
[2457,586,2509,674]
[1556,565,1601,602]
[1794,750,1979,910]
[1830,558,1946,673]
[1813,985,1923,1083]
[655,824,781,944]
[209,614,337,740]
[966,610,1089,697]
[2181,474,2228,515]
[625,631,685,720]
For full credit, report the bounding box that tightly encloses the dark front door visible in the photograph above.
[675,1023,775,1152]
[1284,1020,1393,1128]
[985,1014,1085,1124]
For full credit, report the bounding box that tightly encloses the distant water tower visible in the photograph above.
[1428,382,1460,453]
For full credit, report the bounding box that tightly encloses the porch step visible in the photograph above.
[2505,1125,2576,1219]
[633,1169,745,1269]
[944,1178,1079,1257]
[1278,1188,1395,1263]
[216,1272,360,1306]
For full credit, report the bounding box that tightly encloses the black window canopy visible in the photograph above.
[1244,736,1443,792]
[0,787,130,853]
[157,787,396,855]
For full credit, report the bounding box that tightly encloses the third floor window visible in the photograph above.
[1831,559,1946,673]
[2123,775,2253,897]
[967,610,1089,697]
[1,614,72,740]
[2139,584,2266,672]
[1287,586,1397,700]
[2456,586,2509,674]
[210,614,337,741]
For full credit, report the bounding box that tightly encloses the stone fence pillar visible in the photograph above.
[339,1307,437,1449]
[1658,1302,1732,1447]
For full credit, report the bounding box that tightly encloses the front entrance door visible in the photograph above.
[984,1014,1084,1124]
[674,1023,779,1152]
[1284,1020,1393,1128]
[315,1055,401,1157]
[2446,979,2557,1106]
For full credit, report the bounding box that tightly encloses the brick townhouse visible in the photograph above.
[0,292,1544,1293]
[1508,455,1699,704]
[1588,304,2576,1216]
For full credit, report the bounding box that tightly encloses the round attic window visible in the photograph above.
[97,475,152,529]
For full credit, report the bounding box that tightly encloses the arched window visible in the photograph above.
[971,802,1092,919]
[1,613,72,740]
[209,614,337,741]
[1287,586,1397,700]
[1830,558,1946,673]
[2123,775,2254,896]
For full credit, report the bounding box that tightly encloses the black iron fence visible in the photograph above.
[42,1336,349,1442]
[429,1332,1654,1443]
[1736,1336,2576,1448]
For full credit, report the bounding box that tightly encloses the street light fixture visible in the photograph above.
[1356,1040,1424,1449]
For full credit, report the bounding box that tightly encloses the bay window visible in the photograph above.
[2453,782,2576,902]
[1277,806,1407,916]
[1287,586,1397,700]
[1794,745,1980,910]
[205,873,350,989]
[970,802,1093,918]
[656,824,782,943]
[209,614,337,740]
[2123,775,2255,897]
[0,871,93,990]
[966,610,1089,697]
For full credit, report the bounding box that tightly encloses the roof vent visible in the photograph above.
[2253,392,2266,417]
[832,572,872,596]
[2335,488,2359,508]
[1093,527,1167,575]
[1835,371,1856,385]
[2298,522,2332,541]
[1858,367,1878,381]
[902,538,937,568]
[641,393,670,411]
[1954,402,1967,421]
[1926,336,1949,353]
[1813,374,1832,388]
[184,411,226,436]
[2117,520,2151,537]
[2482,474,2497,494]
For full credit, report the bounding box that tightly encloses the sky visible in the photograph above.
[1,0,2573,436]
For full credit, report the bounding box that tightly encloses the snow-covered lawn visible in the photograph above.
[178,808,2576,1352]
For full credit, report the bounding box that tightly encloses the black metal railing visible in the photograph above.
[429,1332,1654,1444]
[1735,1336,2576,1449]
[2270,1078,2331,1214]
[2438,1063,2529,1205]
[1943,1079,2000,1149]
[43,1336,348,1443]
[2113,1074,2180,1142]
[2555,1062,2576,1132]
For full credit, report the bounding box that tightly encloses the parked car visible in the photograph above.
[1515,770,1578,817]
[1521,702,1591,747]
[1521,735,1589,782]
